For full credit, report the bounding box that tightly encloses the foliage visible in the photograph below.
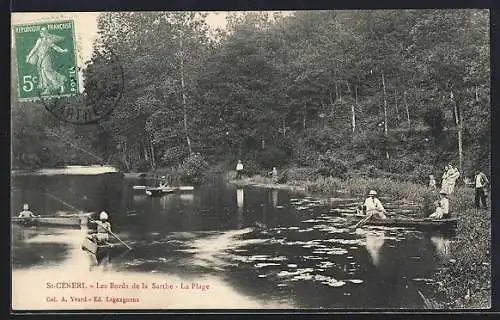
[178,152,209,185]
[318,150,349,178]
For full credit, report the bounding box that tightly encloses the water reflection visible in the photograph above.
[236,188,244,229]
[11,174,459,309]
[272,189,278,208]
[430,235,452,262]
[365,231,386,267]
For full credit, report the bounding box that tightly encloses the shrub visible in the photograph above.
[257,145,290,169]
[279,167,319,183]
[318,150,348,178]
[179,152,209,185]
[366,165,379,178]
[412,163,436,184]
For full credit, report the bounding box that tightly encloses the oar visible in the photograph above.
[352,212,374,229]
[90,219,132,250]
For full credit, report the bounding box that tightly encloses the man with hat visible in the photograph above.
[88,211,112,244]
[360,190,387,219]
[18,203,38,218]
[429,191,450,219]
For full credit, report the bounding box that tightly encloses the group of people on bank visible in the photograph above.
[358,164,489,220]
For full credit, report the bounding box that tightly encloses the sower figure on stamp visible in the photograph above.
[26,27,68,95]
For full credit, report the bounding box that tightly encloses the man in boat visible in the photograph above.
[359,190,387,219]
[429,191,449,219]
[159,176,168,187]
[88,211,112,244]
[18,203,38,218]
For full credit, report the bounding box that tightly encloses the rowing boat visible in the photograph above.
[12,215,88,227]
[360,216,457,229]
[81,237,119,261]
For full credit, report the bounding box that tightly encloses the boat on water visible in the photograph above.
[81,237,120,261]
[354,216,458,229]
[12,215,89,227]
[142,185,194,196]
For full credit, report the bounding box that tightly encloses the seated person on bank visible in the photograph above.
[357,190,387,219]
[429,191,449,219]
[18,203,38,218]
[88,211,112,244]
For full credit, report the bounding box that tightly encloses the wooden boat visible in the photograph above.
[362,216,458,229]
[12,215,88,227]
[81,237,119,261]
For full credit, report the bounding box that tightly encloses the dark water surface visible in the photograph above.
[11,172,455,309]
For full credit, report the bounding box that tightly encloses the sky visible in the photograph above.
[11,12,232,65]
[11,11,291,92]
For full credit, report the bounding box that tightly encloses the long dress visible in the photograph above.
[27,34,67,94]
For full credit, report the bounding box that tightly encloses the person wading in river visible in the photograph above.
[359,190,387,219]
[18,203,38,218]
[88,211,112,244]
[429,191,450,219]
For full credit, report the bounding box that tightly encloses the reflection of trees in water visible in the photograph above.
[430,235,452,262]
[236,189,244,229]
[271,189,278,208]
[365,231,386,267]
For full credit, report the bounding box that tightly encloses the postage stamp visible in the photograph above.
[13,20,79,100]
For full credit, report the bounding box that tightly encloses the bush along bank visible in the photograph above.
[227,167,490,309]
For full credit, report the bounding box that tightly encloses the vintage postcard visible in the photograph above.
[10,10,491,311]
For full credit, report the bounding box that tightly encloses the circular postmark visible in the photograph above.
[39,50,124,125]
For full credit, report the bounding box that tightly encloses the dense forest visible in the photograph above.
[12,10,490,182]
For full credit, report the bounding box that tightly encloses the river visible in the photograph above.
[11,171,455,310]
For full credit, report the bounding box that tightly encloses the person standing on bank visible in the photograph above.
[474,170,489,209]
[272,167,278,183]
[447,165,461,194]
[236,160,244,179]
[429,174,437,190]
[429,191,450,219]
[360,190,387,219]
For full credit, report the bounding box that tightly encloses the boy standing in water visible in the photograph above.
[88,211,112,244]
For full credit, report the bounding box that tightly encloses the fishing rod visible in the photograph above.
[45,128,106,164]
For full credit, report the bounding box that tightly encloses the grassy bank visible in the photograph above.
[227,170,491,309]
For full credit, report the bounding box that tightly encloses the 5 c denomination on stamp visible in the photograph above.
[14,20,79,100]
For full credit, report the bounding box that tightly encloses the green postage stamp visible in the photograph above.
[13,20,79,100]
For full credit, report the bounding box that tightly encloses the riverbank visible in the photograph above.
[226,172,490,309]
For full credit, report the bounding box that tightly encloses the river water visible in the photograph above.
[11,172,455,310]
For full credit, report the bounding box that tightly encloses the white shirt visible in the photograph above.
[475,173,488,188]
[236,163,243,171]
[363,197,386,212]
[438,198,449,214]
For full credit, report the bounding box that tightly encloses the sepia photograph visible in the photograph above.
[10,9,491,310]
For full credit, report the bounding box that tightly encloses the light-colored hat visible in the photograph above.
[23,203,29,210]
[161,176,166,179]
[368,190,377,196]
[99,211,109,220]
